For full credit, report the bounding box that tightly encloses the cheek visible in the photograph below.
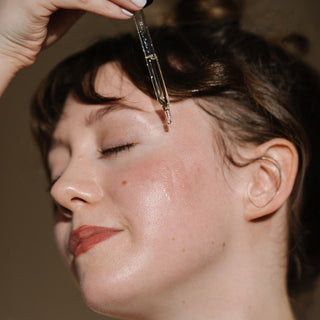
[109,151,230,245]
[101,150,235,293]
[114,157,198,219]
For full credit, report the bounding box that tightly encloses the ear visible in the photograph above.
[244,138,299,221]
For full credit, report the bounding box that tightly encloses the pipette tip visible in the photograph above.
[165,109,172,125]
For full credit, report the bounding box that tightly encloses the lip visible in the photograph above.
[69,225,123,258]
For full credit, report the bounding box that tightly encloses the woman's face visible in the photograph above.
[49,63,241,316]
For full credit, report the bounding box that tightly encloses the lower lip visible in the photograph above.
[74,232,121,258]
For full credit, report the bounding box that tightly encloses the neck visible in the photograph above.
[137,259,295,320]
[131,217,295,320]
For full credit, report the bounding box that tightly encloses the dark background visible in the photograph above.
[0,1,319,319]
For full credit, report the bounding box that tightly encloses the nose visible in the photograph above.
[50,159,104,216]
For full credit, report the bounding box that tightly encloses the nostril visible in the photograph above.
[71,196,87,203]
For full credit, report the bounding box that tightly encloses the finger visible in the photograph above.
[105,0,147,17]
[111,0,147,17]
[110,0,147,10]
[51,0,145,20]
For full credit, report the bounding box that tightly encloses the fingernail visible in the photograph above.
[121,8,134,16]
[131,0,147,8]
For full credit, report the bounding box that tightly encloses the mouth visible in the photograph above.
[69,225,123,258]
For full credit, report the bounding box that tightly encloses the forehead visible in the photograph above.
[59,62,159,123]
[95,62,130,96]
[53,62,219,153]
[94,62,154,110]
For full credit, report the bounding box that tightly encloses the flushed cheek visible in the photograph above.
[110,152,227,247]
[100,151,233,297]
[116,158,191,218]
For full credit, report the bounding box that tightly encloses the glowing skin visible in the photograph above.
[48,63,293,320]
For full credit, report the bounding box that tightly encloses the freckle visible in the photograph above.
[182,248,186,253]
[211,241,215,245]
[182,300,186,304]
[122,180,127,185]
[222,242,226,248]
[216,167,220,172]
[172,237,175,241]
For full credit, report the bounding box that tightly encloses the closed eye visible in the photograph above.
[47,143,136,192]
[99,143,136,157]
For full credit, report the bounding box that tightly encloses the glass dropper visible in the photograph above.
[133,10,172,125]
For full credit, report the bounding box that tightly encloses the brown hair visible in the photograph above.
[31,2,320,297]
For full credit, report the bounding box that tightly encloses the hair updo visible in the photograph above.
[31,0,320,297]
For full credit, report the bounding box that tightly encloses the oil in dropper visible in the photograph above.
[134,11,172,125]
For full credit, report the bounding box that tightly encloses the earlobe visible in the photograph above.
[244,139,298,221]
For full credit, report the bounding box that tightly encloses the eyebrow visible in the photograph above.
[84,102,146,127]
[49,101,147,152]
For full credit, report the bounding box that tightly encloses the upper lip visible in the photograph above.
[69,225,123,255]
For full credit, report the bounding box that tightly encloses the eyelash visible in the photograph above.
[99,142,136,157]
[47,143,136,192]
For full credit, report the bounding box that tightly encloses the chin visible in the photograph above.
[81,282,154,320]
[76,262,152,319]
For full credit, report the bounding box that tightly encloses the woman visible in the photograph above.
[2,0,320,319]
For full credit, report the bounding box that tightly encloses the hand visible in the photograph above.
[0,0,147,73]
